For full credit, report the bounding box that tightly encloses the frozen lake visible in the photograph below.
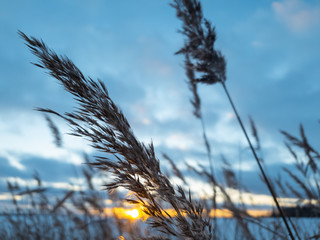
[0,215,319,239]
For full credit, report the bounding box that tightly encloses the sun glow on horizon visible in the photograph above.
[125,209,140,219]
[100,207,145,220]
[100,206,271,220]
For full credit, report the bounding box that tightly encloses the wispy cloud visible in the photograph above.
[0,111,92,171]
[272,0,320,32]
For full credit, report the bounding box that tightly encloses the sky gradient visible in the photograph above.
[1,0,320,207]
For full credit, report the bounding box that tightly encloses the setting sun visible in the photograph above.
[125,209,140,219]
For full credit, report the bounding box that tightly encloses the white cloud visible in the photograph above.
[268,62,291,81]
[141,57,173,78]
[210,112,243,144]
[185,176,301,207]
[272,0,320,32]
[252,40,264,48]
[164,133,198,150]
[0,111,92,169]
[140,86,188,123]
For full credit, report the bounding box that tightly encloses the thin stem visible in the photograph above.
[221,82,295,240]
[200,116,214,184]
[288,217,302,240]
[199,112,217,239]
[242,217,287,240]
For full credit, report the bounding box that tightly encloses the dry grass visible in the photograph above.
[1,160,115,239]
[17,21,212,238]
[1,0,319,239]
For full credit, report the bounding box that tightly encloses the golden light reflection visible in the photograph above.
[209,209,233,218]
[209,209,271,218]
[99,207,271,220]
[247,209,272,218]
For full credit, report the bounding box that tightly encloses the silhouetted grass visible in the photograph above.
[1,0,319,239]
[18,24,212,239]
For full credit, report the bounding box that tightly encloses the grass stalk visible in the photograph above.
[172,0,295,237]
[199,106,217,239]
[221,81,295,240]
[19,30,213,239]
[184,52,217,237]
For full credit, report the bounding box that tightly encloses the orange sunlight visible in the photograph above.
[125,209,140,219]
[209,209,271,218]
[100,207,271,220]
[101,207,147,221]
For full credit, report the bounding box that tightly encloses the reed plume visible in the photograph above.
[19,30,213,239]
[13,1,320,239]
[171,0,295,239]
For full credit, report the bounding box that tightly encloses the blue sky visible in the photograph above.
[1,0,320,207]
